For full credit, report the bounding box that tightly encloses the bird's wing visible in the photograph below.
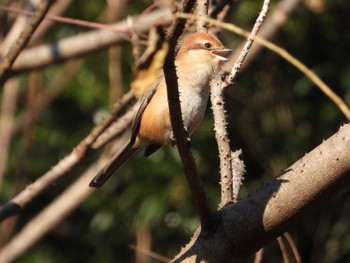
[129,81,159,144]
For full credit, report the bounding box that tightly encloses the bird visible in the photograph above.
[89,32,232,188]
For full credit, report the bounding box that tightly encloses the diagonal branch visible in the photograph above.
[0,0,53,82]
[0,91,135,222]
[228,0,271,83]
[0,155,98,263]
[6,8,171,77]
[173,123,350,262]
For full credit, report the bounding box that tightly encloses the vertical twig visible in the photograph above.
[253,248,264,263]
[277,236,291,263]
[0,79,19,185]
[283,232,302,263]
[209,0,235,35]
[210,75,234,207]
[164,0,214,230]
[107,0,126,101]
[196,0,209,32]
[14,71,43,182]
[210,0,270,208]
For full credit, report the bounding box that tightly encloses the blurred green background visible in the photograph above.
[1,0,350,262]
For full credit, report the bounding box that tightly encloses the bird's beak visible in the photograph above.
[211,48,233,62]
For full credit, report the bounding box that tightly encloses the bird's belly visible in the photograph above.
[180,87,209,136]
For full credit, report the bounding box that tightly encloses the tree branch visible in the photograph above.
[173,123,350,262]
[0,156,98,263]
[0,0,53,82]
[196,0,209,32]
[0,91,135,222]
[5,8,171,77]
[163,0,214,231]
[211,0,270,208]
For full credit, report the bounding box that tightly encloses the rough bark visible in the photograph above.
[173,123,350,262]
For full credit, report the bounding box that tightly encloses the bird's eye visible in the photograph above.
[203,42,212,49]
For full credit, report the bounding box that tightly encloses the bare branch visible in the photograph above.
[173,123,350,262]
[0,158,98,263]
[129,244,170,263]
[0,91,135,222]
[277,236,290,263]
[0,79,19,185]
[253,248,264,263]
[283,232,302,263]
[163,0,214,231]
[210,76,235,207]
[227,0,301,69]
[230,149,245,202]
[29,0,74,45]
[228,0,270,83]
[177,13,350,121]
[210,0,270,207]
[7,8,171,76]
[0,0,53,82]
[196,0,209,32]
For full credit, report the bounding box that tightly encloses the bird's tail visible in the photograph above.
[89,144,139,188]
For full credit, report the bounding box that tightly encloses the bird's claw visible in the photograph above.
[170,130,191,148]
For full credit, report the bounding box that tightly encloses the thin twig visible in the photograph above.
[196,0,209,32]
[14,71,43,185]
[0,157,98,263]
[210,0,233,19]
[210,0,270,207]
[107,0,125,101]
[0,2,39,56]
[253,248,264,263]
[229,0,270,83]
[0,5,128,34]
[228,0,301,69]
[0,91,135,222]
[208,0,235,36]
[7,8,172,76]
[277,236,290,263]
[0,0,53,81]
[29,0,74,45]
[129,244,170,263]
[283,232,302,263]
[0,79,19,185]
[163,0,214,230]
[176,12,350,121]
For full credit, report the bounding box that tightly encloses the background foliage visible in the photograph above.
[1,0,350,262]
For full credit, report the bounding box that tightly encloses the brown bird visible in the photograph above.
[90,32,232,188]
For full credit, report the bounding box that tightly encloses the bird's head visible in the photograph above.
[177,32,232,65]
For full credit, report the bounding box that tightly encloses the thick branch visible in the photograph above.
[173,123,350,262]
[6,8,171,76]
